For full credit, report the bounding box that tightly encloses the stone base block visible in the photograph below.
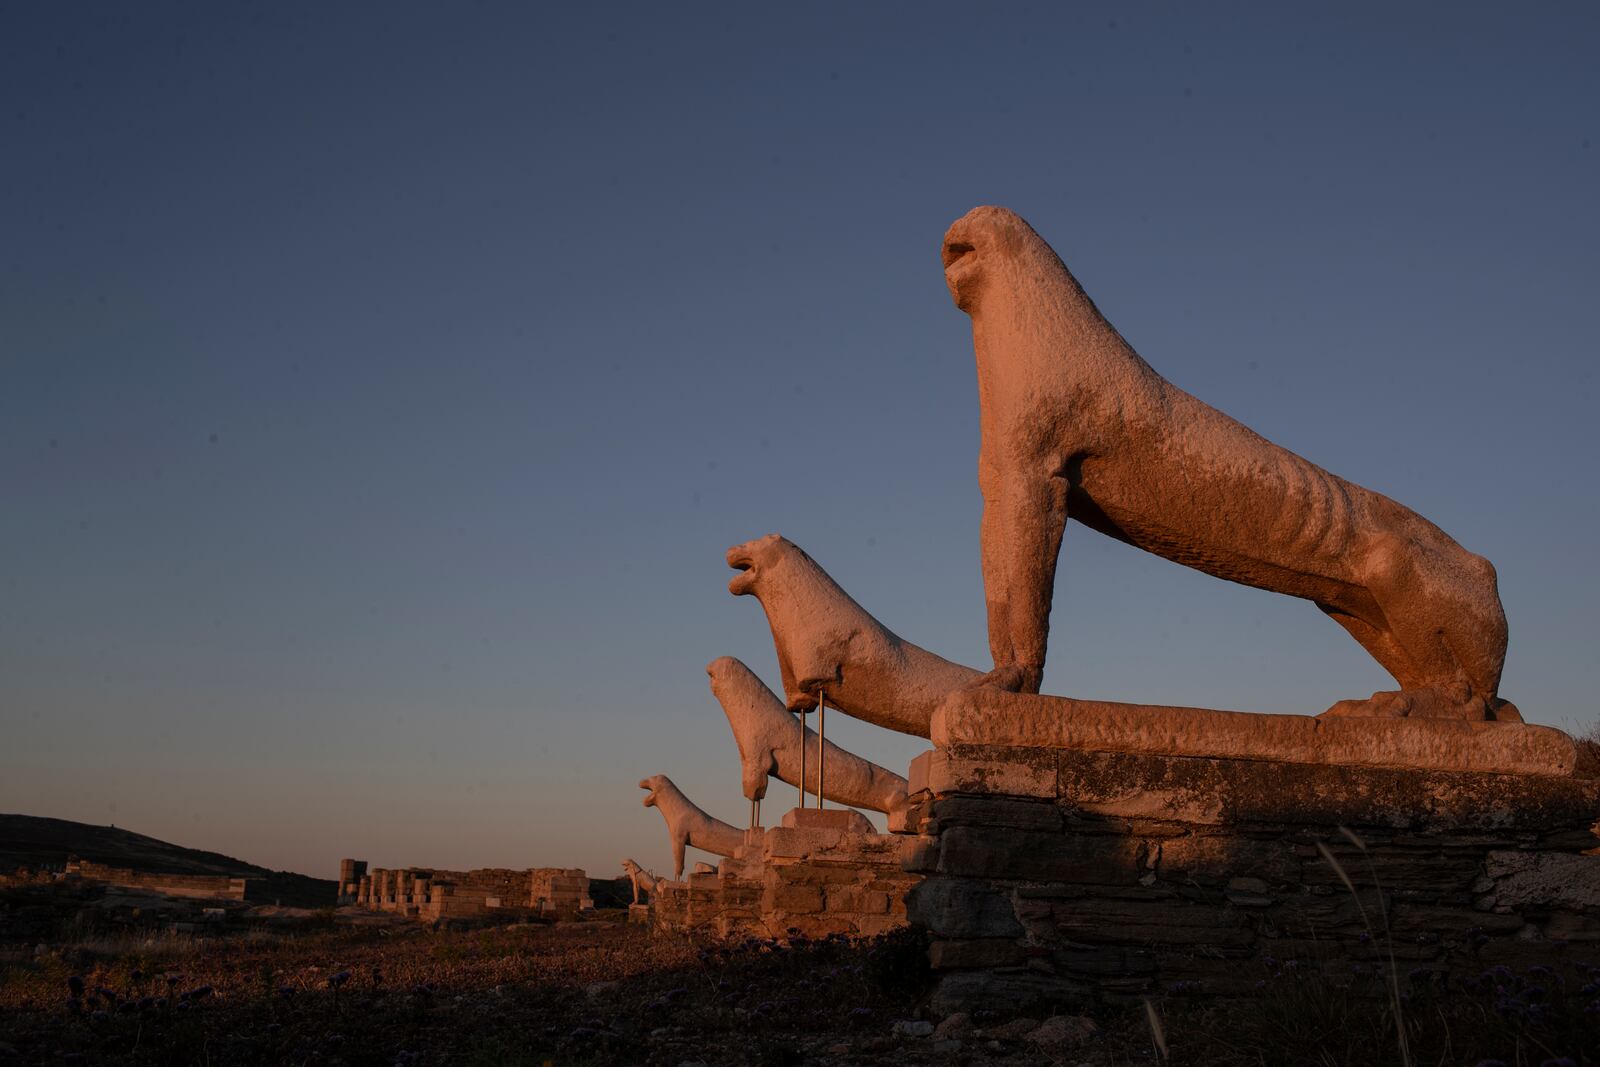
[933,690,1579,777]
[907,741,1600,1014]
[782,807,876,833]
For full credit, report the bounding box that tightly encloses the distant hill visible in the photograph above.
[0,814,336,907]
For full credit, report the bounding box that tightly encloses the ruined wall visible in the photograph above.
[651,812,921,940]
[337,858,367,903]
[65,860,250,901]
[344,862,593,921]
[529,868,592,912]
[903,744,1600,1014]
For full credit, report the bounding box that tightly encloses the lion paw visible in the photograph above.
[1319,685,1492,722]
[965,664,1043,695]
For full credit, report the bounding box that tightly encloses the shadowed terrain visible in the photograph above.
[0,815,335,909]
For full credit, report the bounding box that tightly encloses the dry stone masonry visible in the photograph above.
[900,734,1600,1013]
[650,810,920,940]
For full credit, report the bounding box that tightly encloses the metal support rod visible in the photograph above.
[817,689,827,810]
[796,706,807,809]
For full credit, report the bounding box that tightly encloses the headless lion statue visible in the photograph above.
[942,205,1516,722]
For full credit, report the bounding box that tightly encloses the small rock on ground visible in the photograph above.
[987,1017,1040,1040]
[1028,1014,1100,1050]
[892,1019,936,1038]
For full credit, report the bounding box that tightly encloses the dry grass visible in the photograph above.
[1576,721,1600,777]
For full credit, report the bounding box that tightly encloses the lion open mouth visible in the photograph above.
[942,240,976,270]
[725,541,762,595]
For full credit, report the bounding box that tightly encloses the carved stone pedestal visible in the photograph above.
[902,734,1600,1015]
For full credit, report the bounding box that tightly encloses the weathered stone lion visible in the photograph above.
[942,205,1516,722]
[639,774,745,880]
[620,858,656,904]
[707,655,910,811]
[727,534,980,735]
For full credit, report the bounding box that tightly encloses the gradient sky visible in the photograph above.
[3,3,1597,882]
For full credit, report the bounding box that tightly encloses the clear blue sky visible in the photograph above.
[3,3,1596,881]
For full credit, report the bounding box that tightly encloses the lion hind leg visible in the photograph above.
[1320,535,1509,722]
[1318,605,1437,720]
[1318,603,1426,691]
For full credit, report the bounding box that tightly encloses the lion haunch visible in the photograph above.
[943,205,1514,722]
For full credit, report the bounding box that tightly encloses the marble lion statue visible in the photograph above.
[707,654,910,808]
[941,205,1516,722]
[639,774,745,880]
[620,858,656,904]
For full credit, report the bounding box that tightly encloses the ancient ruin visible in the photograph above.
[627,206,1598,1012]
[340,858,592,921]
[66,859,252,901]
[650,808,920,940]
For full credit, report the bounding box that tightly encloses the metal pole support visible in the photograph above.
[796,705,807,809]
[817,689,827,810]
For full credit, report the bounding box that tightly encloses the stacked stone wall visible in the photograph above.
[337,858,367,903]
[529,868,592,912]
[904,743,1600,1014]
[651,815,921,940]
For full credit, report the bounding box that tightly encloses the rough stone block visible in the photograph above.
[826,885,890,914]
[1475,850,1600,910]
[936,826,1146,884]
[1155,834,1301,886]
[906,878,1022,939]
[1052,945,1157,977]
[764,827,845,860]
[907,751,934,795]
[929,939,1028,969]
[925,745,1057,799]
[1301,846,1480,894]
[782,807,876,833]
[1050,898,1254,947]
[853,914,905,938]
[927,795,1064,833]
[774,863,861,886]
[1057,749,1600,831]
[1390,904,1523,938]
[767,883,824,914]
[899,835,941,873]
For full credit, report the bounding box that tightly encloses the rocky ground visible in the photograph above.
[0,891,1595,1066]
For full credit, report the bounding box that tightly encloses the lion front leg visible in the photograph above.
[978,454,1069,694]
